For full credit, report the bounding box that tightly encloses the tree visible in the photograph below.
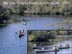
[19,5,27,15]
[0,5,10,24]
[28,31,56,42]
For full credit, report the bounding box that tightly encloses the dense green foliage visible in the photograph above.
[28,31,56,42]
[28,30,72,42]
[10,4,27,15]
[0,6,10,24]
[6,0,72,15]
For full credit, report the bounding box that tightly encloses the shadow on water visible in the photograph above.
[0,24,7,28]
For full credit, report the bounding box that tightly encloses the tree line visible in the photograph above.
[0,5,10,25]
[28,30,72,42]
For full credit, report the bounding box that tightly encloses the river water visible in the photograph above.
[0,16,72,54]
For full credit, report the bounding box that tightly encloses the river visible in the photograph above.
[0,16,72,54]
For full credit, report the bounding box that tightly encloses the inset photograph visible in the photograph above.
[28,30,72,54]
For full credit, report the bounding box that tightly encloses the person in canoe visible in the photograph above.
[53,46,59,54]
[19,30,24,38]
[32,44,41,49]
[59,45,62,48]
[59,44,70,49]
[65,44,70,48]
[53,46,58,50]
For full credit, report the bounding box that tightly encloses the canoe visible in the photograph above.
[32,46,41,49]
[19,34,24,36]
[19,33,24,38]
[36,49,59,53]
